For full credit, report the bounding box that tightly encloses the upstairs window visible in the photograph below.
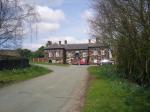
[101,50,105,55]
[49,52,53,58]
[83,52,87,57]
[56,51,60,57]
[93,50,98,56]
[67,53,72,58]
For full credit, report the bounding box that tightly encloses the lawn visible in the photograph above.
[82,66,150,112]
[0,65,51,87]
[31,62,69,67]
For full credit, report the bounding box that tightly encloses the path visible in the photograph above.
[0,65,88,112]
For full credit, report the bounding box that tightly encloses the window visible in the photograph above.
[49,52,53,58]
[101,50,105,55]
[56,51,60,57]
[75,51,79,53]
[93,50,98,56]
[83,52,87,57]
[94,59,98,64]
[67,53,72,58]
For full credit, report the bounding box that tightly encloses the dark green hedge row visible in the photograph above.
[0,58,29,70]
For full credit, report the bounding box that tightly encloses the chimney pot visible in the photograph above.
[64,40,67,44]
[89,39,91,43]
[47,41,52,47]
[59,41,61,45]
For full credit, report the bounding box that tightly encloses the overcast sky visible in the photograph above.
[23,0,93,51]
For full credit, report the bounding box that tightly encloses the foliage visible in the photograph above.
[82,66,150,112]
[16,46,45,59]
[90,0,150,86]
[0,65,51,86]
[32,46,45,58]
[16,48,32,59]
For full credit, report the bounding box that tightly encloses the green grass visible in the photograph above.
[31,62,69,67]
[83,66,150,112]
[0,65,51,87]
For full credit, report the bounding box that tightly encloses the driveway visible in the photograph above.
[0,65,89,112]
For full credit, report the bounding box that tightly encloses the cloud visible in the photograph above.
[36,5,65,22]
[27,0,64,7]
[35,22,60,32]
[22,1,90,51]
[81,9,93,20]
[47,0,64,6]
[32,5,66,33]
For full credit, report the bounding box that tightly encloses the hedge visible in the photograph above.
[0,58,29,70]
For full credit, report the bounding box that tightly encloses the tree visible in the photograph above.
[91,0,150,86]
[32,46,45,58]
[0,0,37,49]
[16,48,32,59]
[17,46,45,59]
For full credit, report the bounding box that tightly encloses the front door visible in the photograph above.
[74,51,80,64]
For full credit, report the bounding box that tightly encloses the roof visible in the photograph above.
[0,50,20,58]
[45,43,108,50]
[64,44,88,50]
[88,43,108,48]
[44,44,64,50]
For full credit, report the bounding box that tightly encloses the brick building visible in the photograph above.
[44,39,111,65]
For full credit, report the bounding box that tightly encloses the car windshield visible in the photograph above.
[101,59,109,63]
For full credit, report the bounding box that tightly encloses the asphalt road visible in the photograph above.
[0,65,88,112]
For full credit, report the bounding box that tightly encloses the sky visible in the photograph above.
[23,0,93,51]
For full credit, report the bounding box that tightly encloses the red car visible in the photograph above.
[80,59,87,65]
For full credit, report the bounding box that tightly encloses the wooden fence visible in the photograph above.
[32,58,49,63]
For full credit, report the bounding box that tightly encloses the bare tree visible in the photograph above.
[0,0,37,49]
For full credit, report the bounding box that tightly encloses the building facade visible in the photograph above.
[44,40,110,65]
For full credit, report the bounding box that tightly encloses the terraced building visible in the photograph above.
[44,39,111,65]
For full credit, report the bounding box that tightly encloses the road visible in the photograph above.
[0,65,88,112]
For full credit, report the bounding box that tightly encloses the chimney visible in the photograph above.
[48,41,52,45]
[47,41,52,47]
[64,40,67,44]
[88,39,91,43]
[59,41,61,45]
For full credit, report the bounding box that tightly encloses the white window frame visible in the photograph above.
[93,50,98,56]
[49,52,53,58]
[101,50,105,55]
[56,51,60,57]
[83,52,87,57]
[67,53,72,58]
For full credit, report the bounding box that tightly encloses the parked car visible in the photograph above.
[99,59,114,65]
[80,59,87,65]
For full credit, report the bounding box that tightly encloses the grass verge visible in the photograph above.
[0,65,51,87]
[82,66,150,112]
[31,62,69,67]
